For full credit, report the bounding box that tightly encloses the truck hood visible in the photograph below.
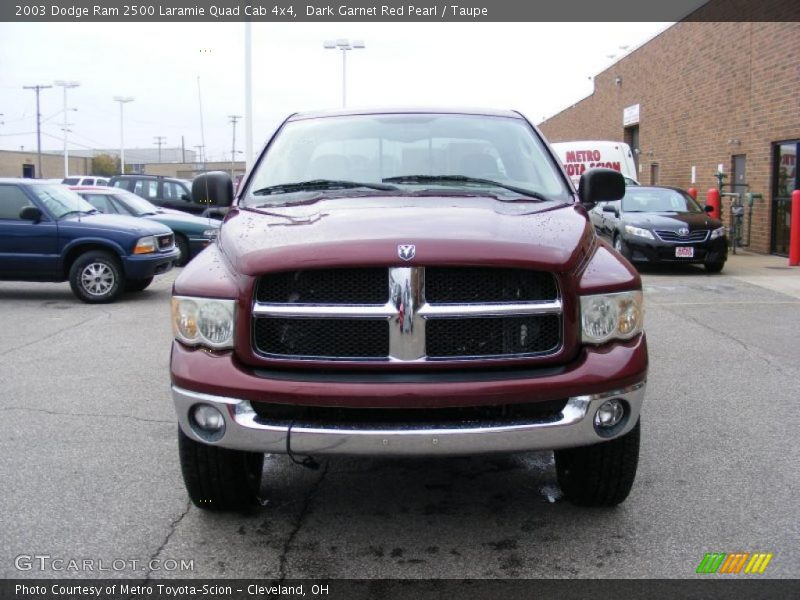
[219,196,593,275]
[60,212,172,236]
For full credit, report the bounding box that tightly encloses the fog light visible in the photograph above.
[192,404,225,433]
[594,399,625,429]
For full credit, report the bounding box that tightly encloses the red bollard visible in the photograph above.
[688,187,698,200]
[706,188,721,220]
[790,190,800,266]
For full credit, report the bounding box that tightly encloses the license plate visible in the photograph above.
[675,246,694,258]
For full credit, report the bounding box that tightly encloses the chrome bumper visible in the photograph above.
[172,381,645,456]
[172,382,645,456]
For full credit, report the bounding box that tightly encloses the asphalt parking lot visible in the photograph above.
[1,254,798,579]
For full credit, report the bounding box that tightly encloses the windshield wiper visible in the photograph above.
[252,179,398,196]
[382,175,553,201]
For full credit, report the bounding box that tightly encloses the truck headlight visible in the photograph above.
[133,235,157,254]
[580,291,644,344]
[710,226,726,240]
[171,296,235,349]
[623,225,654,240]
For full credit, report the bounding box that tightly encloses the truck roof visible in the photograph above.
[289,107,523,121]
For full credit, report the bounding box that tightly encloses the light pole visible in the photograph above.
[54,80,80,178]
[113,96,134,174]
[323,38,365,108]
[228,115,242,176]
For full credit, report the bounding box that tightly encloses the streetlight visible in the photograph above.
[112,96,134,174]
[54,80,80,178]
[323,38,365,108]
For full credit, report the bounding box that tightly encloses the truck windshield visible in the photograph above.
[243,113,571,206]
[31,185,98,219]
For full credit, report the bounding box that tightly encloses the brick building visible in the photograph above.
[0,150,91,180]
[538,20,800,255]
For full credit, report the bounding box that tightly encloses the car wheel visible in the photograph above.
[704,261,725,274]
[178,427,264,511]
[69,250,123,304]
[555,419,640,507]
[613,234,632,261]
[175,234,190,267]
[125,276,154,292]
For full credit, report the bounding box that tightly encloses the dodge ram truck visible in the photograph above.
[170,108,647,510]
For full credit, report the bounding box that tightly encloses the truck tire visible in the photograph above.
[613,234,632,261]
[178,427,264,511]
[555,420,640,507]
[125,277,154,292]
[69,250,123,304]
[175,235,190,267]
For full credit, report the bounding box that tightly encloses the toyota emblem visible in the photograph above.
[678,228,690,237]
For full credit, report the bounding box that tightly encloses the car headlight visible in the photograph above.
[171,296,235,349]
[580,291,644,344]
[202,228,219,239]
[710,226,726,240]
[133,235,157,254]
[624,225,654,240]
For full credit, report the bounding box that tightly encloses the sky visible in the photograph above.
[0,22,670,163]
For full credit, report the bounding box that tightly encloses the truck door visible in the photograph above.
[0,184,59,279]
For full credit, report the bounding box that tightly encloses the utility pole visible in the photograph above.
[197,76,206,167]
[23,84,53,178]
[181,135,186,163]
[154,136,166,163]
[193,145,204,164]
[228,115,241,177]
[54,80,80,178]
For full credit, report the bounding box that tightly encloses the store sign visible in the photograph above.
[623,104,640,126]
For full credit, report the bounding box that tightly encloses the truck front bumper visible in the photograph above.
[173,383,644,456]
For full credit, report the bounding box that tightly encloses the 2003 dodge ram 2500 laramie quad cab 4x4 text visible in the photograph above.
[170,108,647,510]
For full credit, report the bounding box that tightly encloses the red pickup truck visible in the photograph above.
[170,108,647,510]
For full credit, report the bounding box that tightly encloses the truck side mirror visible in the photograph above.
[19,206,43,222]
[192,171,234,207]
[578,168,625,211]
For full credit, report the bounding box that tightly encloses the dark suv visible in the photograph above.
[0,179,178,302]
[108,175,212,216]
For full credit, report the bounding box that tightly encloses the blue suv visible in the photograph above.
[0,179,179,303]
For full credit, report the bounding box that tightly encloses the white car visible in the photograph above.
[62,176,110,186]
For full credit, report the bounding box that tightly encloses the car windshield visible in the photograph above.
[622,188,703,213]
[112,190,161,216]
[243,113,571,206]
[31,184,98,218]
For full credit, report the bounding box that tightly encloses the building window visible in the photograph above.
[771,141,798,256]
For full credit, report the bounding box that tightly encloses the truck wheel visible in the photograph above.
[555,420,640,507]
[69,250,123,304]
[125,277,154,292]
[704,261,725,274]
[175,235,190,267]
[613,235,632,261]
[178,428,264,511]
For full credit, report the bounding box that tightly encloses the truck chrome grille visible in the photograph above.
[254,318,389,359]
[252,267,562,361]
[256,268,388,304]
[426,315,561,358]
